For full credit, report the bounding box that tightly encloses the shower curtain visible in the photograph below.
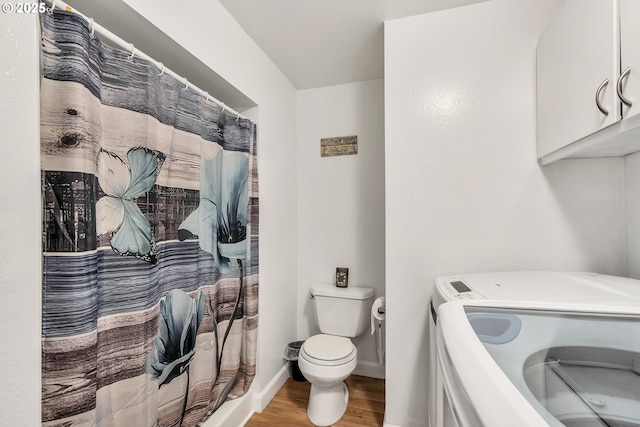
[41,10,258,427]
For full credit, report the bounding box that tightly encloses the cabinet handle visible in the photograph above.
[617,67,633,108]
[595,78,609,116]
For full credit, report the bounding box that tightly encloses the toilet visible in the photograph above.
[298,284,374,426]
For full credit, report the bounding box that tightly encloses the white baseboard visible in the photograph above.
[383,416,427,427]
[253,363,290,413]
[382,416,402,427]
[199,363,289,427]
[353,360,385,379]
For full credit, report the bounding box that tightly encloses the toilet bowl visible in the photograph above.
[298,334,358,426]
[297,284,374,426]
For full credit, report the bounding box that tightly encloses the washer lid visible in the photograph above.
[303,334,354,361]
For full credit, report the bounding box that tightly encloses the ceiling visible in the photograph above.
[219,0,488,90]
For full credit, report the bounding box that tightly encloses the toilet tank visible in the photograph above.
[311,284,375,337]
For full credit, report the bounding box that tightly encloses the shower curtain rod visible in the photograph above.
[43,0,247,120]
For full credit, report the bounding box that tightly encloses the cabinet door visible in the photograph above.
[620,0,640,119]
[537,0,620,158]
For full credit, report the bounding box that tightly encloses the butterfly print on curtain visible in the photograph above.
[96,147,165,263]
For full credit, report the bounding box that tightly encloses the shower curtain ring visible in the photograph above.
[47,0,56,14]
[220,102,226,113]
[182,78,189,91]
[235,112,240,123]
[204,92,210,103]
[157,62,165,76]
[127,43,135,62]
[88,18,95,39]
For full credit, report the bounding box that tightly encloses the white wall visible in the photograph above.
[384,1,627,425]
[0,13,42,426]
[626,152,640,279]
[297,79,386,378]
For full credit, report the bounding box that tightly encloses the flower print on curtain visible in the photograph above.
[146,289,206,386]
[40,9,258,427]
[179,151,249,273]
[177,150,251,410]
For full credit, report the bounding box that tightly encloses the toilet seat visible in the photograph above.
[300,334,356,366]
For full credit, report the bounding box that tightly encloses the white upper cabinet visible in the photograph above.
[621,0,640,120]
[537,0,640,164]
[537,0,619,160]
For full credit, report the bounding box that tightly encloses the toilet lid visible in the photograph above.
[302,334,355,362]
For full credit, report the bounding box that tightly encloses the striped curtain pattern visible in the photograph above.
[41,10,258,426]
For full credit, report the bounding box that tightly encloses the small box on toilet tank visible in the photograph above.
[335,267,349,287]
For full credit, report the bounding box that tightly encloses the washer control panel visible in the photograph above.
[438,278,484,301]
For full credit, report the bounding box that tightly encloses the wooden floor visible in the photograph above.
[245,375,385,427]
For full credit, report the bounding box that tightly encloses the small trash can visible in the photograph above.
[284,340,306,382]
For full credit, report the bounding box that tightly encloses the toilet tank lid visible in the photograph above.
[311,284,374,300]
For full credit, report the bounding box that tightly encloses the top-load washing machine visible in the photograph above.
[437,300,640,427]
[428,271,640,427]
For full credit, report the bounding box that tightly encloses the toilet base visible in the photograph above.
[307,381,349,426]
